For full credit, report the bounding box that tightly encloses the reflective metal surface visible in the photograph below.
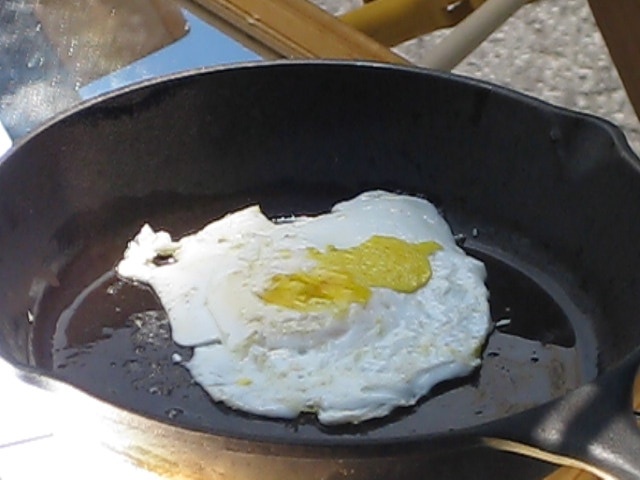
[0,0,259,149]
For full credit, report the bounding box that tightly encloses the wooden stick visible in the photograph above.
[187,0,408,63]
[588,0,640,121]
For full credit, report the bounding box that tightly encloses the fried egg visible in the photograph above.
[116,191,491,424]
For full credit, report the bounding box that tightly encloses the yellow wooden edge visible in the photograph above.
[484,438,613,480]
[184,0,408,63]
[340,0,475,47]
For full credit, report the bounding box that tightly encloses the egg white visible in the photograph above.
[117,190,491,424]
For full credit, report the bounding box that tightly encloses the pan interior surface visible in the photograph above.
[1,61,637,446]
[29,185,596,443]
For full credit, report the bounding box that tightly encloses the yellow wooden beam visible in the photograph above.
[340,0,475,47]
[186,0,408,63]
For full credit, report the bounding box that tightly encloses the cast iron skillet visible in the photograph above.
[1,61,640,479]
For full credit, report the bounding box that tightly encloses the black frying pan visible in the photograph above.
[2,61,640,479]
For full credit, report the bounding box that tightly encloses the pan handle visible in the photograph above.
[477,346,640,480]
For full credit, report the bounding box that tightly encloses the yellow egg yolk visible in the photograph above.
[260,235,442,312]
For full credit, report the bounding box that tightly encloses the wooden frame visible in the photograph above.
[183,0,407,63]
[589,0,640,121]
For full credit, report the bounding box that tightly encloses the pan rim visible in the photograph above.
[2,59,638,169]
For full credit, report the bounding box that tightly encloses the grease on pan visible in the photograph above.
[117,191,491,424]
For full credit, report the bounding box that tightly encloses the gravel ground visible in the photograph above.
[314,0,640,155]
